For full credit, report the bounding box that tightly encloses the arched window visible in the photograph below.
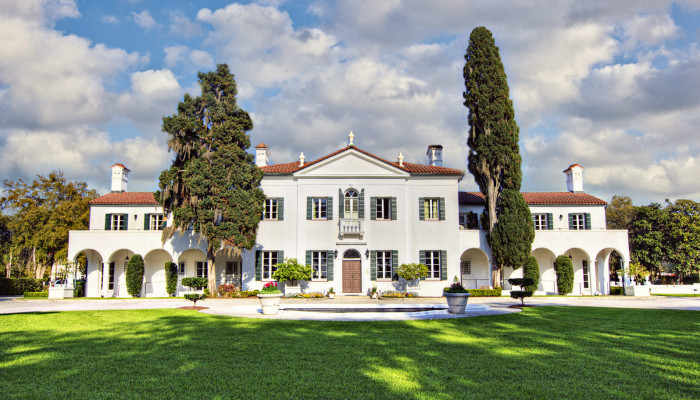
[344,190,359,219]
[343,249,361,259]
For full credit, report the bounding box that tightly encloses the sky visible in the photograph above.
[1,0,700,204]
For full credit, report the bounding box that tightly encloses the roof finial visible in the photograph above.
[299,152,305,167]
[398,152,404,167]
[348,131,355,147]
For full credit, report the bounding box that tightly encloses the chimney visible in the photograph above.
[110,163,130,193]
[255,143,270,167]
[563,164,584,193]
[426,145,443,167]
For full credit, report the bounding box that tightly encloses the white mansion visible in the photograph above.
[68,135,630,297]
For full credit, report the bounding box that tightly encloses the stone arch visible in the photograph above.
[563,247,593,295]
[343,249,362,259]
[459,248,489,289]
[531,248,558,294]
[596,247,628,294]
[143,249,174,297]
[106,248,135,297]
[177,249,207,278]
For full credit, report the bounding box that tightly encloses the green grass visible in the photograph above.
[1,307,698,399]
[652,293,699,297]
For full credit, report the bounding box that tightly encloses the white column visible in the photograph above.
[101,262,109,296]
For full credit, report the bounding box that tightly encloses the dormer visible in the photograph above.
[564,164,584,193]
[110,163,130,193]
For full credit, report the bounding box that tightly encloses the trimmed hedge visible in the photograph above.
[466,287,502,297]
[181,277,208,289]
[165,262,178,296]
[0,278,43,295]
[554,255,574,295]
[126,254,145,297]
[24,291,48,298]
[74,281,85,297]
[523,256,540,292]
[610,286,623,295]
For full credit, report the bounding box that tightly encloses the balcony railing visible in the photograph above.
[339,219,364,237]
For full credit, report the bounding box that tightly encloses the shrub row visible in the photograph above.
[219,290,259,298]
[381,291,417,298]
[610,287,623,295]
[24,291,48,298]
[0,278,43,295]
[466,287,502,297]
[288,292,324,298]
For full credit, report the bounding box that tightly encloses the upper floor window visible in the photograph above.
[532,213,552,231]
[459,212,479,229]
[372,197,396,221]
[569,213,590,230]
[264,198,281,220]
[344,190,359,219]
[312,198,327,220]
[420,198,444,221]
[149,214,164,231]
[105,213,127,231]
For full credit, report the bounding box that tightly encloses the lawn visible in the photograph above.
[1,307,698,399]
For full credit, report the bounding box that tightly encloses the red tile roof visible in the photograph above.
[459,191,606,205]
[260,146,463,176]
[255,143,268,149]
[90,192,158,205]
[563,163,584,172]
[110,163,131,172]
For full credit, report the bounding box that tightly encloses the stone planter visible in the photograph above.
[625,285,650,297]
[257,293,283,315]
[48,286,74,299]
[444,292,471,314]
[328,292,335,299]
[370,292,378,299]
[284,285,301,297]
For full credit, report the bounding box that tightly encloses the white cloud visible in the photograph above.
[116,69,183,127]
[164,45,213,70]
[101,15,118,24]
[168,11,202,37]
[131,10,156,30]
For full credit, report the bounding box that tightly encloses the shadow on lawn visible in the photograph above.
[0,307,698,399]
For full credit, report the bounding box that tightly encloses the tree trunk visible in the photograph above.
[31,246,37,278]
[207,248,216,295]
[491,265,501,289]
[6,250,11,278]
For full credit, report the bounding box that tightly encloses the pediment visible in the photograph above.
[294,150,409,178]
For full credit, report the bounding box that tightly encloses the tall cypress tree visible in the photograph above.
[157,64,265,293]
[463,27,533,286]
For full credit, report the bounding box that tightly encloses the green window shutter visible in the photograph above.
[392,250,398,281]
[255,251,262,281]
[278,198,284,221]
[370,197,377,220]
[370,251,376,281]
[585,213,591,230]
[419,198,425,221]
[391,197,397,220]
[307,197,312,220]
[359,189,365,219]
[122,214,128,230]
[439,198,445,221]
[278,250,284,262]
[306,250,312,269]
[338,189,344,218]
[568,214,574,230]
[326,251,334,281]
[419,250,426,280]
[144,214,150,230]
[440,250,447,281]
[327,197,333,220]
[105,214,111,230]
[547,213,553,230]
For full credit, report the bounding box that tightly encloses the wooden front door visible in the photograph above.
[342,260,362,293]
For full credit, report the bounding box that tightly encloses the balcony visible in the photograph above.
[339,219,364,237]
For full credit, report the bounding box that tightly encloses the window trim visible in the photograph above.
[375,197,391,221]
[311,251,328,281]
[196,261,208,278]
[424,198,440,221]
[264,198,279,221]
[261,251,280,281]
[375,250,393,280]
[312,197,328,220]
[424,250,441,280]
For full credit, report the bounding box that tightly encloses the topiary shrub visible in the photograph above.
[554,255,574,295]
[465,287,502,297]
[508,278,534,305]
[523,256,540,292]
[181,277,208,307]
[396,263,429,285]
[165,261,178,296]
[272,258,312,286]
[126,254,145,297]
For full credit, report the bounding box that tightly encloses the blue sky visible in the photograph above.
[1,0,700,204]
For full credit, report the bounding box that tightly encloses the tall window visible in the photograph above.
[312,198,328,220]
[312,251,327,280]
[570,213,585,230]
[532,214,548,230]
[425,251,441,279]
[149,214,164,230]
[376,251,393,280]
[262,251,279,280]
[264,198,278,220]
[461,260,471,275]
[108,262,115,290]
[582,260,590,289]
[196,261,207,278]
[424,198,439,220]
[375,198,391,220]
[178,261,186,276]
[344,190,359,219]
[111,214,126,230]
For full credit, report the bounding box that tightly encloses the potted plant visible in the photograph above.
[370,284,378,299]
[443,277,471,314]
[327,287,335,299]
[396,263,428,292]
[272,258,312,296]
[257,282,283,315]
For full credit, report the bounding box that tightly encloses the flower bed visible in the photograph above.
[380,291,418,298]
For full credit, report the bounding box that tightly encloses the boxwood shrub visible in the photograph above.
[126,254,145,297]
[523,256,540,292]
[0,278,43,295]
[73,281,85,297]
[466,287,502,297]
[554,255,574,295]
[24,291,49,298]
[165,261,178,296]
[610,286,623,295]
